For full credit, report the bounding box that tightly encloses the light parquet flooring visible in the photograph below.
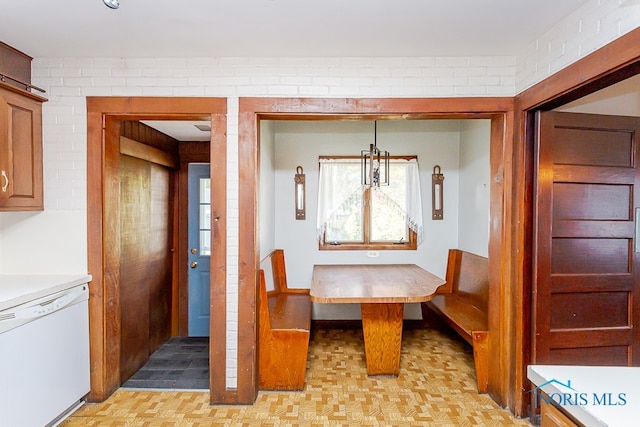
[61,328,532,426]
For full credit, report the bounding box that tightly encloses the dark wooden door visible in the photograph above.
[533,111,640,366]
[119,154,173,383]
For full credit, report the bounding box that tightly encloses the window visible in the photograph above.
[317,157,423,250]
[198,177,211,256]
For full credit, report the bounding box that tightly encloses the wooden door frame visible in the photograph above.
[514,27,640,416]
[86,97,227,402]
[177,142,211,336]
[237,97,516,405]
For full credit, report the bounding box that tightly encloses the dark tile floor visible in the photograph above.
[122,337,209,390]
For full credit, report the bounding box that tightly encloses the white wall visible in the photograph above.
[557,73,640,116]
[0,210,87,273]
[516,0,640,93]
[0,0,637,388]
[258,120,276,260]
[0,57,514,388]
[0,55,516,276]
[458,120,491,257]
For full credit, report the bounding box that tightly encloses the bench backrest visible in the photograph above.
[258,269,272,330]
[260,249,289,293]
[445,249,489,310]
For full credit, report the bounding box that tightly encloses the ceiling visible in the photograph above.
[2,0,590,58]
[140,120,212,142]
[1,0,592,141]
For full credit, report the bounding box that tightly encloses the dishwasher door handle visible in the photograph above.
[14,286,87,321]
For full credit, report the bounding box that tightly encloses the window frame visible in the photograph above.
[318,155,419,251]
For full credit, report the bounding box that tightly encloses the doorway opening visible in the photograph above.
[120,125,213,390]
[237,97,515,405]
[86,97,227,401]
[518,53,640,418]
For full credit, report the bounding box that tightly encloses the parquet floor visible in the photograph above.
[61,328,532,426]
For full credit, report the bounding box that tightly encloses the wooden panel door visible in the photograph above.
[533,111,640,366]
[148,162,173,353]
[119,155,151,382]
[119,154,174,383]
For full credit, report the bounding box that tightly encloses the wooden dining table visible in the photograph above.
[310,264,445,376]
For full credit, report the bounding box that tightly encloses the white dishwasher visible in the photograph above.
[0,277,91,427]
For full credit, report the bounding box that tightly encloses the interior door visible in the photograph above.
[532,111,640,366]
[188,163,211,337]
[119,154,174,383]
[119,155,151,381]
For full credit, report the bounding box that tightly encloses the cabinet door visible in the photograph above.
[0,94,11,204]
[540,400,578,427]
[0,86,44,211]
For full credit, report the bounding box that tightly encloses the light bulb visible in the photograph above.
[103,0,119,9]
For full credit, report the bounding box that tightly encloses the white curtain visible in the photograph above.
[316,159,363,243]
[316,158,423,244]
[379,159,423,243]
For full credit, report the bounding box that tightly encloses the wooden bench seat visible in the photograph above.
[258,249,311,390]
[266,290,311,331]
[422,249,489,393]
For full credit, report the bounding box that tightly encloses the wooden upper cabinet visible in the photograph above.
[0,82,46,211]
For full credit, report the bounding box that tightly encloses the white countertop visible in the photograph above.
[0,274,92,311]
[528,365,640,427]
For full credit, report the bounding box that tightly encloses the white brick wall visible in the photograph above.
[225,97,240,389]
[27,55,517,388]
[16,0,640,390]
[516,0,640,93]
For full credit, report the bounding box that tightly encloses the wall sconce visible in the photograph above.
[295,166,305,220]
[432,165,444,220]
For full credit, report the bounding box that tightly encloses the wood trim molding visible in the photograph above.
[119,136,178,168]
[0,80,47,102]
[86,111,115,400]
[238,96,515,406]
[86,97,228,403]
[516,27,640,111]
[208,113,228,403]
[488,111,512,408]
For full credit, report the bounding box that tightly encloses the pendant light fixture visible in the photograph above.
[103,0,119,9]
[361,121,390,187]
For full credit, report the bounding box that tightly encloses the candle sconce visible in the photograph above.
[432,165,444,220]
[295,166,306,220]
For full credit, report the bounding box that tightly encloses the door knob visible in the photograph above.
[190,261,198,268]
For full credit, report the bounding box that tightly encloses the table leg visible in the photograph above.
[360,302,404,376]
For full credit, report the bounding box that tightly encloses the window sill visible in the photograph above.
[319,242,417,251]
